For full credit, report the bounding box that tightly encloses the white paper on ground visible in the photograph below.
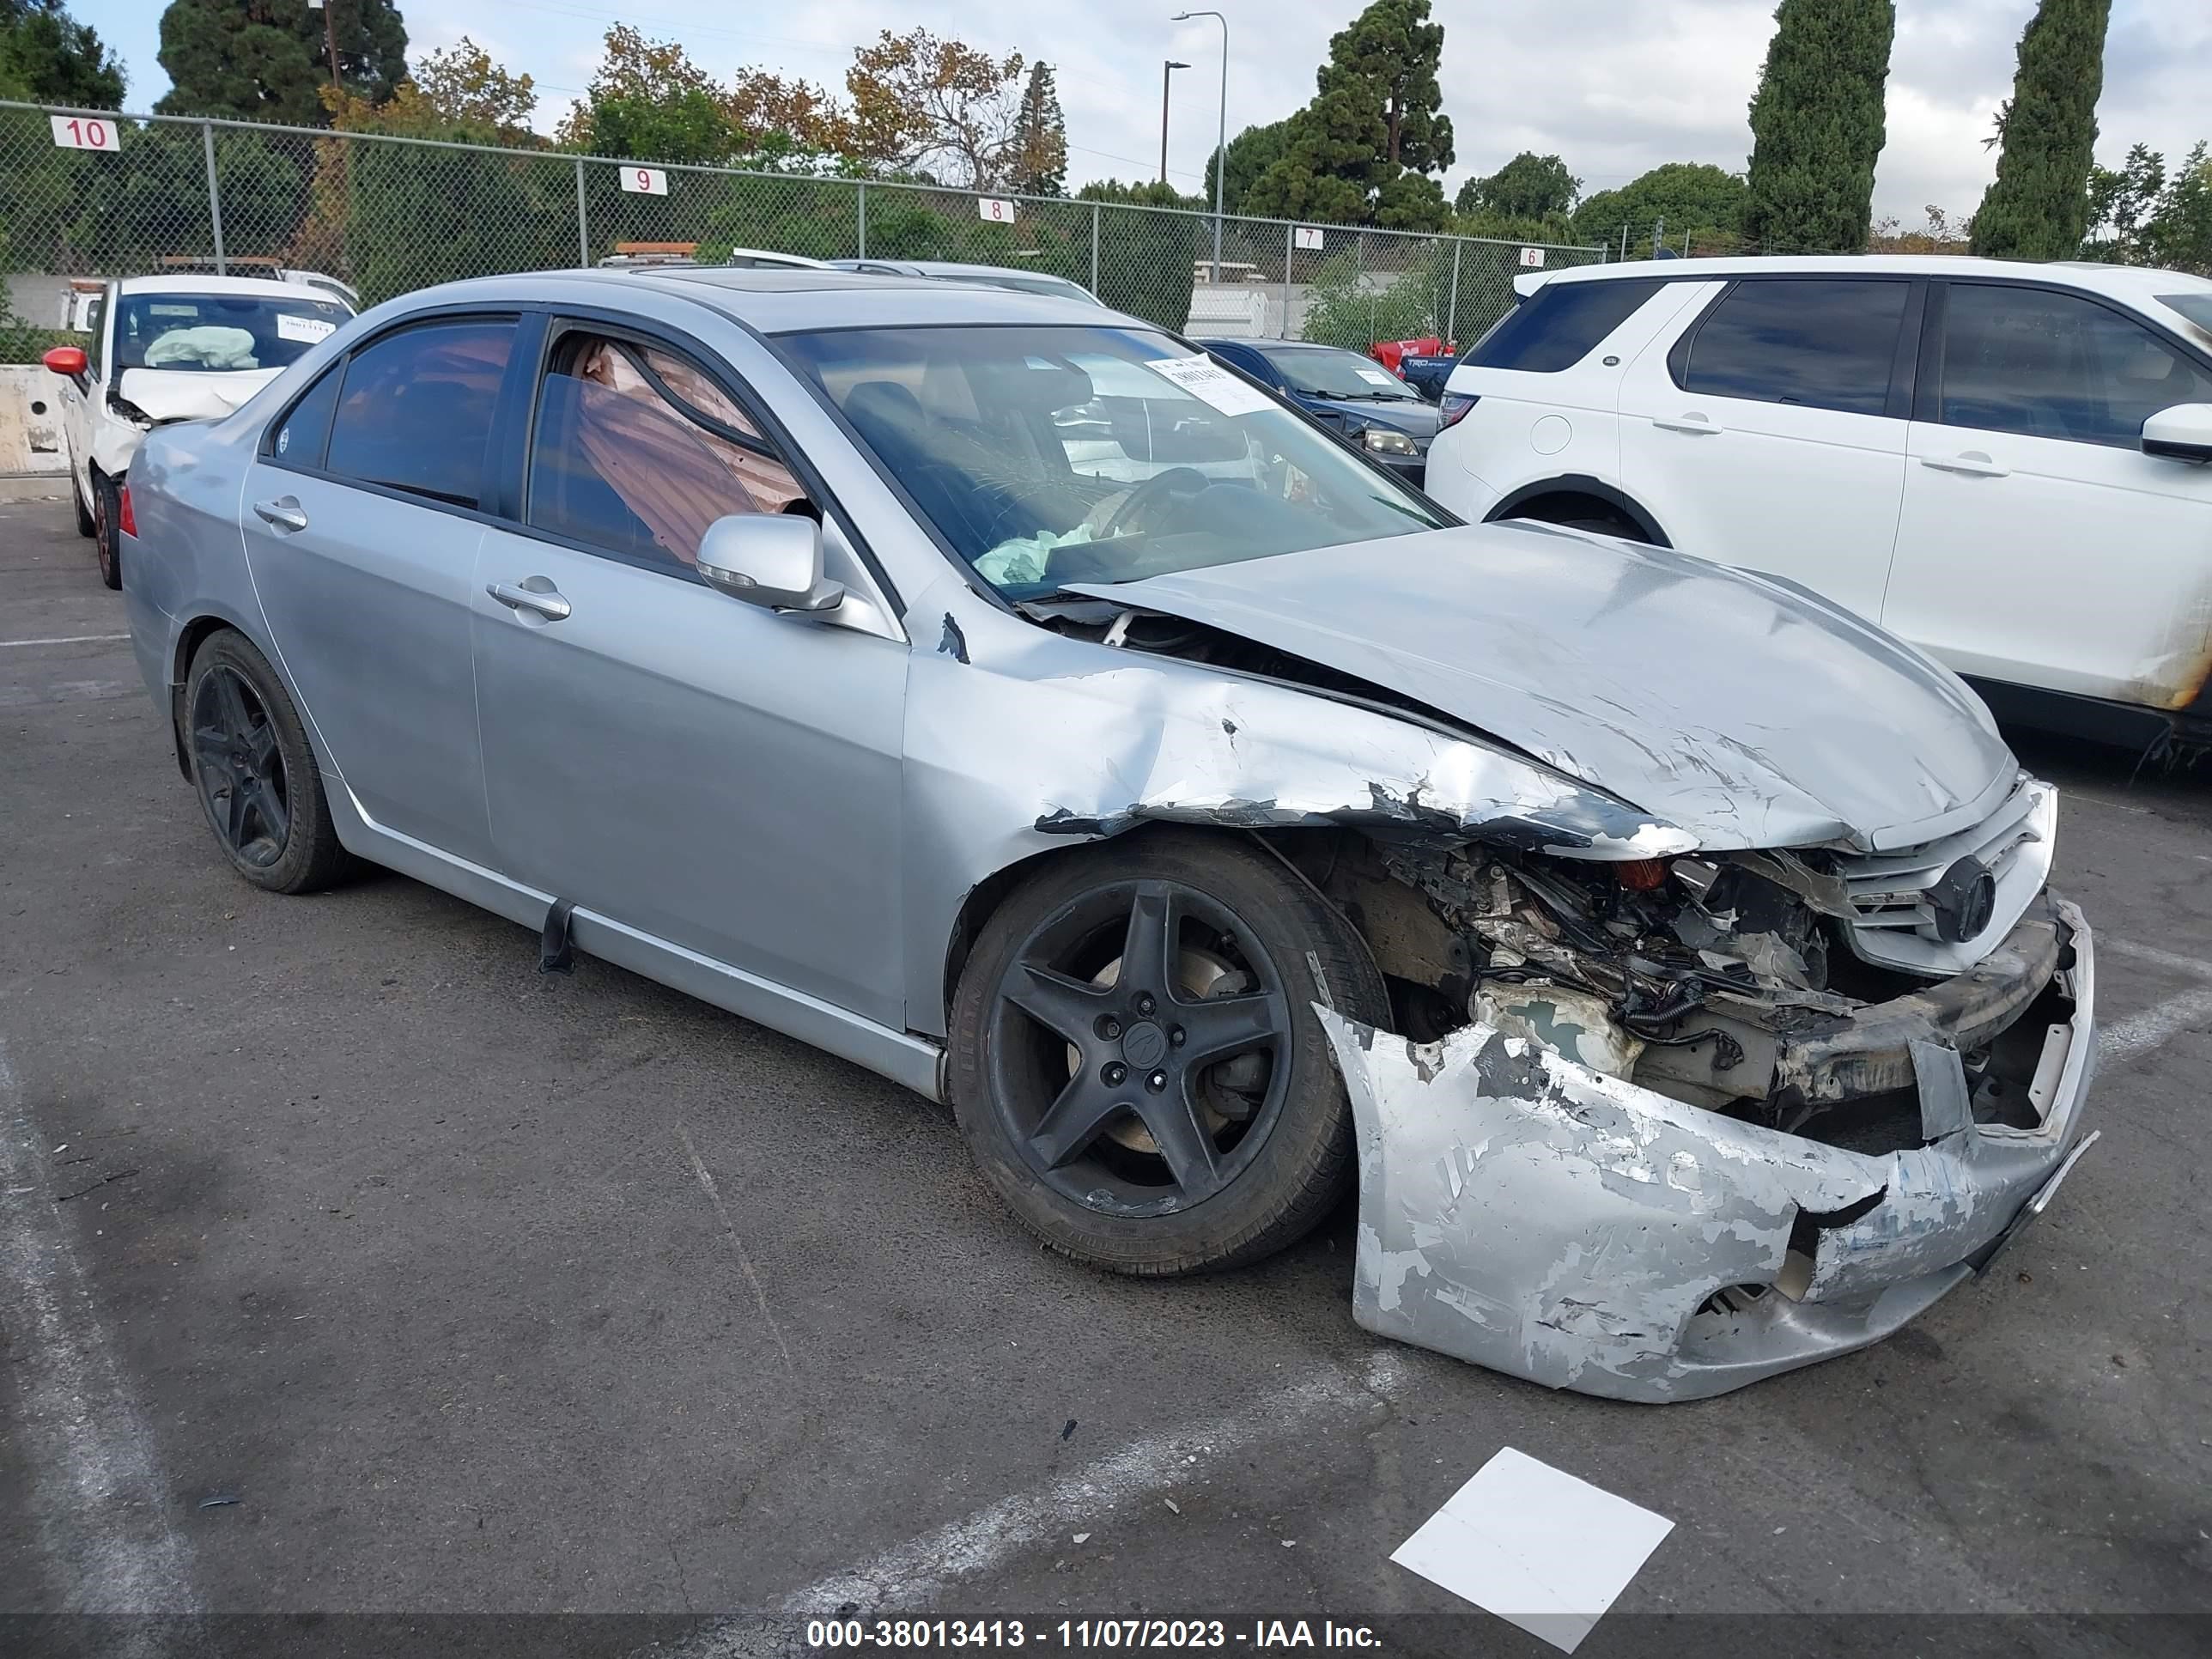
[1389,1446,1674,1655]
[1143,354,1276,418]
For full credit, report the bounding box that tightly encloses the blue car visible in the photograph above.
[1197,339,1439,488]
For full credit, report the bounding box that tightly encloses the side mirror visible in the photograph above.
[695,513,844,613]
[42,345,87,378]
[2143,403,2212,464]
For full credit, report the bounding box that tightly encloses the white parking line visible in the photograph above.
[2103,936,2212,979]
[669,1351,1412,1654]
[0,633,131,648]
[0,1036,204,1629]
[2098,984,2212,1067]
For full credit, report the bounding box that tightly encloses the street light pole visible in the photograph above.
[1159,60,1189,185]
[1172,10,1228,282]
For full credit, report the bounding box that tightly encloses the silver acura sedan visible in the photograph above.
[119,267,2099,1401]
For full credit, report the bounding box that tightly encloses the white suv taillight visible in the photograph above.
[1438,392,1480,428]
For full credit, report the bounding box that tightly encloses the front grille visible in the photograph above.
[1831,778,2057,975]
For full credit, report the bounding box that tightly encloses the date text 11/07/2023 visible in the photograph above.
[805,1620,1384,1650]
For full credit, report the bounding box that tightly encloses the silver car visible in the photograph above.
[120,268,2098,1402]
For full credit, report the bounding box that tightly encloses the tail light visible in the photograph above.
[117,483,137,538]
[1438,392,1480,428]
[1614,858,1674,891]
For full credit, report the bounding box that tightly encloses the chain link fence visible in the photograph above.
[0,100,1607,363]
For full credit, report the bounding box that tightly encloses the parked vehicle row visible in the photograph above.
[1424,256,2212,746]
[106,264,2097,1401]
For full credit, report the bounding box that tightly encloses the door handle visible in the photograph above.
[252,495,308,532]
[1921,452,2010,477]
[487,578,572,622]
[1651,413,1721,435]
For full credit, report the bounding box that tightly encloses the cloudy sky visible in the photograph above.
[73,0,2212,228]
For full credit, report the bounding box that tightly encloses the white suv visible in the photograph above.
[1425,256,2212,747]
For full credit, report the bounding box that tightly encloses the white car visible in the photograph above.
[44,274,356,589]
[1425,256,2212,748]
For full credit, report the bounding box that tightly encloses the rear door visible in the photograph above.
[1881,280,2212,707]
[1619,276,1920,623]
[240,313,520,866]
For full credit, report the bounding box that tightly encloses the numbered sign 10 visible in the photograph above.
[51,114,119,152]
[621,167,670,197]
[976,198,1018,225]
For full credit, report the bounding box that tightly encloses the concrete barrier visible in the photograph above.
[0,364,70,477]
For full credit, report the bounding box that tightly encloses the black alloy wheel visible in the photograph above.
[190,663,290,868]
[988,878,1293,1217]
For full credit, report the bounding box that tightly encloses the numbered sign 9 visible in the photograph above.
[621,167,670,197]
[50,114,119,153]
[976,198,1018,225]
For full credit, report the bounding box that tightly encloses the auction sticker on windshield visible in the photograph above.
[1146,354,1276,418]
[276,314,338,344]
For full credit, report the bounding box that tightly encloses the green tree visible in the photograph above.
[1243,0,1454,228]
[1573,162,1747,250]
[156,0,409,124]
[1455,152,1577,220]
[2145,143,2212,274]
[1008,61,1066,196]
[1972,0,2112,260]
[0,0,125,105]
[1741,0,1894,252]
[2083,142,2166,263]
[1203,119,1291,217]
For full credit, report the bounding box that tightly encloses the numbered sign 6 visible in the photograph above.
[1517,246,1546,269]
[976,198,1018,225]
[50,114,119,153]
[621,167,670,197]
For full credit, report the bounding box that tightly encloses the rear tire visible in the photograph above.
[93,473,121,590]
[947,830,1387,1276]
[184,630,352,894]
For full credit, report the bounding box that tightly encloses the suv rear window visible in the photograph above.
[1464,278,1665,373]
[1673,278,1909,416]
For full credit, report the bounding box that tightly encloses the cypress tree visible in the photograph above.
[1741,0,1895,253]
[1971,0,2112,260]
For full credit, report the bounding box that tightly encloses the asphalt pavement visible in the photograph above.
[2,495,2208,1657]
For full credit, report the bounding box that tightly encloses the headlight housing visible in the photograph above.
[1361,426,1419,456]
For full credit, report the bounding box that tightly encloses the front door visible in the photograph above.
[1619,276,1917,623]
[471,323,908,1026]
[1882,280,2212,707]
[240,313,520,866]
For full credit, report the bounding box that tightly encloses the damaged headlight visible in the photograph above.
[1361,427,1419,456]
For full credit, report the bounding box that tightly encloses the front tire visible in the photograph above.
[184,630,351,894]
[92,473,121,589]
[948,830,1387,1276]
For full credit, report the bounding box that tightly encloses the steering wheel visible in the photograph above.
[1102,466,1210,538]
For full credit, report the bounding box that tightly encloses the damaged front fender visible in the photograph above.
[1319,900,2097,1402]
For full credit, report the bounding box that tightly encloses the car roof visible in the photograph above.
[380,266,1138,333]
[1515,254,2212,305]
[1198,338,1352,356]
[115,272,344,303]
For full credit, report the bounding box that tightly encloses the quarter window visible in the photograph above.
[1677,279,1909,416]
[271,368,342,470]
[1936,283,2212,448]
[86,296,104,376]
[325,319,514,508]
[525,334,810,568]
[1465,278,1665,374]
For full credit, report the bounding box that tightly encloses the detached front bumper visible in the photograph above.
[1321,897,2097,1403]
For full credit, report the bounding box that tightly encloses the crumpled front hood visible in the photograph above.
[117,366,280,424]
[1069,521,2016,852]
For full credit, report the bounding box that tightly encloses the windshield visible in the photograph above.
[1268,345,1421,401]
[778,324,1446,597]
[113,292,352,373]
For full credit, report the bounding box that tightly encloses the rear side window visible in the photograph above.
[325,319,515,509]
[526,333,810,569]
[271,368,342,470]
[1936,283,2212,448]
[1465,278,1665,373]
[1674,279,1908,416]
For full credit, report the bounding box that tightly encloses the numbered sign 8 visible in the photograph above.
[976,198,1018,225]
[50,114,119,153]
[621,167,670,197]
